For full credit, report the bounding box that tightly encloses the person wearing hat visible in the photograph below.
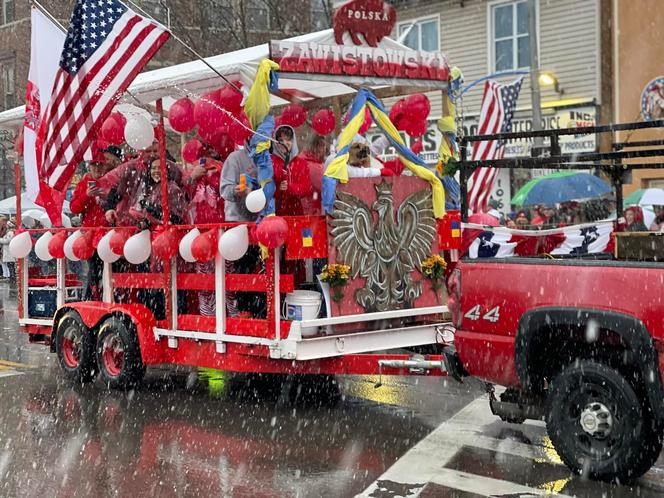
[70,149,112,300]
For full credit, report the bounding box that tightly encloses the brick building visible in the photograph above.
[0,0,334,198]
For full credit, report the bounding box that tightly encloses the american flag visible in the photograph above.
[467,77,523,214]
[36,0,169,224]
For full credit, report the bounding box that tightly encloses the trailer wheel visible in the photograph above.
[546,360,661,482]
[96,317,145,389]
[55,312,97,383]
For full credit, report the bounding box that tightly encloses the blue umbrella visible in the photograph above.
[511,171,612,206]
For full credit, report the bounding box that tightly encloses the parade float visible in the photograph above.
[1,0,463,388]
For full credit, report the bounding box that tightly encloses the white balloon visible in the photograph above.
[245,188,267,213]
[123,229,152,264]
[9,231,32,259]
[218,225,249,261]
[21,209,42,228]
[64,230,83,261]
[124,115,155,150]
[35,232,54,261]
[38,212,53,229]
[97,230,121,263]
[178,228,200,263]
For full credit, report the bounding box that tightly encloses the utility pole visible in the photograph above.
[528,0,543,152]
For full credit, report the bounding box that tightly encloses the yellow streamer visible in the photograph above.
[323,104,367,182]
[245,59,280,130]
[368,103,445,218]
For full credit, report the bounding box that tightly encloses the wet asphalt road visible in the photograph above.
[0,281,663,497]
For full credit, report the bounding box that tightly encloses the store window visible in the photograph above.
[2,62,15,110]
[490,0,533,72]
[397,16,439,52]
[246,0,269,31]
[2,0,14,25]
[310,0,331,31]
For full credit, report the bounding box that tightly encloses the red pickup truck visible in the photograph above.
[446,121,664,482]
[447,257,664,481]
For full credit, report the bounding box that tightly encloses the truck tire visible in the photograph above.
[55,312,97,383]
[546,360,662,482]
[96,317,145,389]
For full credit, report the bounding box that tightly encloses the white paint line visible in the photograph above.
[358,396,563,498]
[0,370,23,378]
[430,468,574,498]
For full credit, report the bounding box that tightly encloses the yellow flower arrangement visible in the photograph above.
[421,254,447,281]
[319,263,351,302]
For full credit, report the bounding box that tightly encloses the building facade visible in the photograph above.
[391,0,613,211]
[613,0,664,197]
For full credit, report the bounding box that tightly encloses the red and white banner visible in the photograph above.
[269,40,448,86]
[23,8,66,202]
[463,221,614,259]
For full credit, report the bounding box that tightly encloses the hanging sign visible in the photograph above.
[269,41,448,84]
[641,76,664,121]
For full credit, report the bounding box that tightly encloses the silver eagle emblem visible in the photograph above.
[329,180,437,312]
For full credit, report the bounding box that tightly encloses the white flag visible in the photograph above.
[23,8,66,201]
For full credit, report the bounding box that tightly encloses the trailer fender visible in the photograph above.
[51,302,163,364]
[515,307,664,428]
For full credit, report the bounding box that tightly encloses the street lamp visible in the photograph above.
[538,70,564,95]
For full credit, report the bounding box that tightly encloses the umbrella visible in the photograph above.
[624,188,664,207]
[511,171,612,207]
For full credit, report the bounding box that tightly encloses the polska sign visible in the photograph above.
[269,41,448,83]
[333,0,396,47]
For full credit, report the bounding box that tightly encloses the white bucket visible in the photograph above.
[283,290,322,337]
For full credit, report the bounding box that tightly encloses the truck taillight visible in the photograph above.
[447,269,462,328]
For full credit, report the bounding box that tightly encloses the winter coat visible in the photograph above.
[296,149,324,215]
[0,229,14,263]
[272,155,313,216]
[70,173,109,245]
[186,159,224,225]
[219,148,257,222]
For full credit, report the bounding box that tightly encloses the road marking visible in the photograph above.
[0,370,23,378]
[429,468,573,498]
[0,359,36,369]
[358,396,566,498]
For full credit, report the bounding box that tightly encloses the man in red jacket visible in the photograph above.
[70,150,111,300]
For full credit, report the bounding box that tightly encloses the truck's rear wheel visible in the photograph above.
[546,360,661,482]
[96,317,145,389]
[56,312,96,383]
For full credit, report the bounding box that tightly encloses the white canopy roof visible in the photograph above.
[0,28,449,131]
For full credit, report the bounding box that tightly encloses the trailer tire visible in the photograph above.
[546,360,661,482]
[55,312,97,384]
[96,317,145,389]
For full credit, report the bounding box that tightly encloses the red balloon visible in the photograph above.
[404,93,431,120]
[191,229,218,262]
[168,97,196,133]
[218,83,243,113]
[311,108,336,136]
[214,132,236,159]
[47,231,69,259]
[280,103,307,128]
[109,228,135,256]
[72,230,96,260]
[255,216,289,249]
[229,112,252,145]
[152,228,180,260]
[411,140,424,154]
[194,91,228,131]
[14,129,24,157]
[404,118,428,138]
[101,112,126,145]
[182,138,203,164]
